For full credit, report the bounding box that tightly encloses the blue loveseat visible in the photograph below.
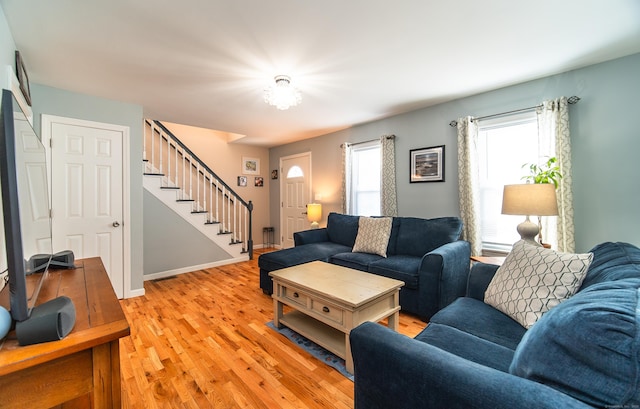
[350,241,640,409]
[258,212,471,320]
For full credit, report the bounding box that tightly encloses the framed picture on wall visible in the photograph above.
[15,51,32,106]
[255,177,264,187]
[242,157,260,175]
[237,176,247,187]
[410,145,445,183]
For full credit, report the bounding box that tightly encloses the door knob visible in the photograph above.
[112,221,120,227]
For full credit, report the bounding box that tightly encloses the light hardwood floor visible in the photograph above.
[119,249,425,408]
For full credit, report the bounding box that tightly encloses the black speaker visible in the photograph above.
[25,250,75,274]
[15,296,76,346]
[50,250,75,269]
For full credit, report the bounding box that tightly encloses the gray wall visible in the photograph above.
[0,7,14,70]
[29,84,145,294]
[270,53,640,253]
[143,190,231,275]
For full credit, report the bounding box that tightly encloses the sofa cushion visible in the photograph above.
[393,217,462,257]
[429,297,526,350]
[258,242,352,271]
[510,278,640,407]
[484,240,593,328]
[415,323,515,372]
[326,213,360,248]
[580,241,640,290]
[352,216,393,257]
[330,251,380,272]
[368,255,421,289]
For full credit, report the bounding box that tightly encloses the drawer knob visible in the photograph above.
[293,292,299,298]
[322,306,330,313]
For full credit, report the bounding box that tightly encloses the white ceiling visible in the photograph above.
[2,0,640,147]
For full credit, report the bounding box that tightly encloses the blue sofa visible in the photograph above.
[350,241,640,409]
[258,212,471,320]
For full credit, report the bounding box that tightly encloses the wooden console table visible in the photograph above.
[0,257,130,409]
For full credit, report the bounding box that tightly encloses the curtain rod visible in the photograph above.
[448,96,580,127]
[340,134,395,148]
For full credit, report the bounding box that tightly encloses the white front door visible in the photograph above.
[280,152,312,249]
[42,115,128,298]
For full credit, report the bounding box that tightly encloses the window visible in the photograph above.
[286,165,303,178]
[347,141,381,216]
[477,112,546,253]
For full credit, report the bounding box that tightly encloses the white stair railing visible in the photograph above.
[143,119,253,258]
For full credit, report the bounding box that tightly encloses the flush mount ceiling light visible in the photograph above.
[264,75,301,110]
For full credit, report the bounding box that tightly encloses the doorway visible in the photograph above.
[279,152,312,249]
[41,115,130,298]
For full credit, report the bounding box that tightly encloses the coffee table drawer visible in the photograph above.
[310,300,344,325]
[282,286,309,308]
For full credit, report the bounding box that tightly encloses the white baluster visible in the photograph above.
[181,148,186,199]
[188,155,193,201]
[234,197,238,243]
[221,186,226,232]
[150,122,155,172]
[215,180,220,223]
[143,120,148,162]
[159,130,163,175]
[209,177,213,222]
[174,141,178,188]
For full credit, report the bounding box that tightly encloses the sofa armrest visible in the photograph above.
[350,322,593,409]
[467,262,500,300]
[293,228,329,246]
[419,240,471,315]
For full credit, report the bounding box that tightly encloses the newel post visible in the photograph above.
[247,200,253,259]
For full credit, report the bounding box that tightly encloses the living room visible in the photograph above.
[1,1,639,408]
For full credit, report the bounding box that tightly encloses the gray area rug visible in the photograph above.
[266,321,354,381]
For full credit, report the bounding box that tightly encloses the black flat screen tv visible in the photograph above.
[0,88,53,322]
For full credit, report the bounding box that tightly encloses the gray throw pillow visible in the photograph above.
[352,217,392,257]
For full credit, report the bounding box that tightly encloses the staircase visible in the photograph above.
[143,120,253,263]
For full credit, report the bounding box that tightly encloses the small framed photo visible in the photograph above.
[271,169,278,180]
[242,157,260,175]
[255,177,264,187]
[15,51,32,106]
[410,145,445,183]
[237,176,247,187]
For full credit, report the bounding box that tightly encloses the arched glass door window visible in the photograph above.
[287,165,304,178]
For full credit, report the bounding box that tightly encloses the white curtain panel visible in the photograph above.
[537,97,576,252]
[341,143,351,214]
[456,117,483,256]
[380,135,398,217]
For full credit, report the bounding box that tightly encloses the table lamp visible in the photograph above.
[307,203,322,229]
[501,183,558,245]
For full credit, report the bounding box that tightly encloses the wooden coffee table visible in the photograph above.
[270,261,404,374]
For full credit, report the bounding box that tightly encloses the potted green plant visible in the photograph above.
[521,157,562,246]
[522,157,562,188]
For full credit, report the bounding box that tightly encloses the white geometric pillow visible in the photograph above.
[484,240,593,329]
[352,217,393,257]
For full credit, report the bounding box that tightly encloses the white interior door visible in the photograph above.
[43,116,128,298]
[14,118,52,256]
[280,152,311,249]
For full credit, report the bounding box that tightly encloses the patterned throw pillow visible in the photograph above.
[484,240,593,328]
[351,217,393,257]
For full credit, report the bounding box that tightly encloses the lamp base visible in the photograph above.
[516,216,541,246]
[310,221,319,229]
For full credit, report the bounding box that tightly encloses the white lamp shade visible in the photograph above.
[307,203,322,223]
[502,183,558,216]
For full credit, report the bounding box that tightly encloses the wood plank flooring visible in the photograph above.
[119,249,425,408]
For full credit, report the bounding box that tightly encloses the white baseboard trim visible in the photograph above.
[126,288,146,298]
[143,256,248,282]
